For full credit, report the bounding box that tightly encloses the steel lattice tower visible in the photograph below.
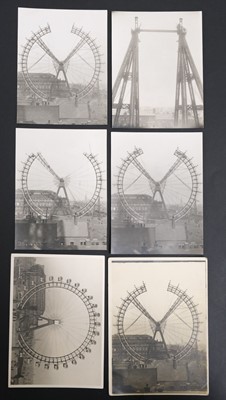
[174,18,203,127]
[112,17,203,128]
[112,17,140,128]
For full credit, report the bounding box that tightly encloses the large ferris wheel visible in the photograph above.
[20,151,103,219]
[17,275,101,368]
[116,281,200,364]
[116,147,199,224]
[20,24,102,101]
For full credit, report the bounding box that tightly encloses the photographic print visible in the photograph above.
[112,11,203,128]
[15,128,107,250]
[111,131,203,255]
[108,257,208,395]
[9,254,105,388]
[17,8,107,125]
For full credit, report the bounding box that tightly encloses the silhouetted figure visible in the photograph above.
[144,383,150,393]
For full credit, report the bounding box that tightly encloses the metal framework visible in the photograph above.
[21,151,103,219]
[17,276,100,368]
[174,19,203,127]
[20,24,102,101]
[112,17,140,128]
[116,147,199,224]
[112,18,203,128]
[116,282,200,363]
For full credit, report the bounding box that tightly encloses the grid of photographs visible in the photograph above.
[8,6,208,395]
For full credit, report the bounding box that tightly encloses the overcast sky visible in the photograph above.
[18,8,107,89]
[112,11,203,108]
[10,254,105,388]
[109,257,208,349]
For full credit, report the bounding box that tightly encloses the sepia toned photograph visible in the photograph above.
[9,254,105,387]
[15,128,107,250]
[112,11,203,129]
[111,131,203,255]
[17,8,107,125]
[108,257,208,396]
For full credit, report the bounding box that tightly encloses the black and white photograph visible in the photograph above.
[17,8,107,125]
[112,11,203,129]
[15,128,107,250]
[108,257,208,395]
[111,131,203,255]
[8,254,105,387]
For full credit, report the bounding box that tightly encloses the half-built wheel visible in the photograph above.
[116,282,199,363]
[116,147,199,223]
[20,24,102,101]
[21,151,103,219]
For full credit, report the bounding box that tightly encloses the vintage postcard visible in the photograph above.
[111,131,203,255]
[9,254,105,387]
[15,128,107,250]
[17,8,107,125]
[108,257,208,395]
[112,11,203,129]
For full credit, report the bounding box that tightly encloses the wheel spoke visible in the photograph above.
[63,37,87,65]
[35,37,60,65]
[116,146,199,223]
[131,297,157,325]
[18,279,100,366]
[117,282,199,363]
[21,151,103,219]
[159,297,183,325]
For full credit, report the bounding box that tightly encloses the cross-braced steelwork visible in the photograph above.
[17,276,100,368]
[21,152,103,219]
[116,147,199,224]
[116,282,200,363]
[174,19,203,127]
[112,18,203,128]
[112,17,140,128]
[20,24,102,101]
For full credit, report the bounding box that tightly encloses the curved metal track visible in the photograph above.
[74,153,103,218]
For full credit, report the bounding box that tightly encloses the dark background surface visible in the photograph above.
[1,0,226,398]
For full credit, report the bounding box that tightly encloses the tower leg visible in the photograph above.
[113,19,140,128]
[174,19,203,128]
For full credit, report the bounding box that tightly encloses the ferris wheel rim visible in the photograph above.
[21,151,103,219]
[116,147,199,224]
[17,280,99,364]
[20,24,102,101]
[116,282,199,363]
